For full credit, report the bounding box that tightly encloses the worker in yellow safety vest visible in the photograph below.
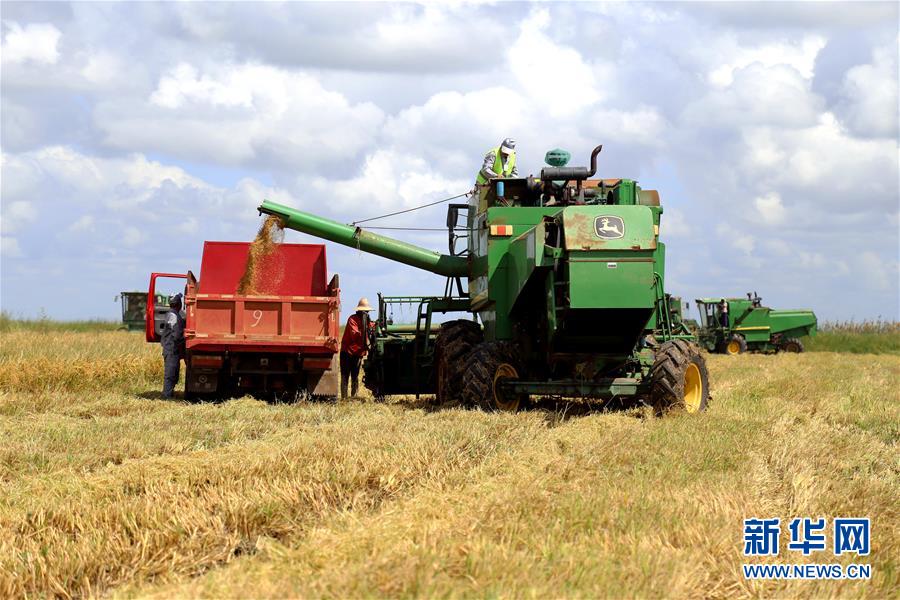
[475,138,518,185]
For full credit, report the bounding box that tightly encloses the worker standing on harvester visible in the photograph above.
[340,298,374,399]
[475,138,518,186]
[161,293,185,399]
[719,298,729,328]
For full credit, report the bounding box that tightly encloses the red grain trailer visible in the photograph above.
[146,241,340,400]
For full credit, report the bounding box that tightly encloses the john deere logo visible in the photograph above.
[594,216,624,239]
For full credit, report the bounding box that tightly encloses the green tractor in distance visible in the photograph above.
[258,145,710,414]
[116,291,167,331]
[695,292,817,354]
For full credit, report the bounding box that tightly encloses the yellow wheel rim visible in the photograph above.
[492,363,521,412]
[684,362,703,413]
[726,340,740,354]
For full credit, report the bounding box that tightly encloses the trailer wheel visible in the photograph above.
[434,319,483,403]
[650,342,709,415]
[461,341,526,412]
[184,367,231,402]
[184,366,199,402]
[780,338,804,353]
[720,334,746,355]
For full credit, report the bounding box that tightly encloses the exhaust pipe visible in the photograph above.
[586,144,603,178]
[540,145,603,182]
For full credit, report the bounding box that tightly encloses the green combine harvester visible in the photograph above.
[258,145,710,414]
[116,291,167,331]
[694,293,817,354]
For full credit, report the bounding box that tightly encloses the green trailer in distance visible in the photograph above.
[695,292,817,354]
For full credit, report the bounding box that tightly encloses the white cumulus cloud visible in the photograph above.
[308,149,470,217]
[1,236,23,258]
[716,223,756,255]
[0,200,37,234]
[753,192,786,225]
[708,35,826,86]
[507,9,605,117]
[1,22,61,65]
[836,42,900,138]
[98,62,385,171]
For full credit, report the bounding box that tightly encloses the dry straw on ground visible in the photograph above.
[237,215,285,295]
[0,330,897,598]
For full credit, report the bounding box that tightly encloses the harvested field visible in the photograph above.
[0,329,897,598]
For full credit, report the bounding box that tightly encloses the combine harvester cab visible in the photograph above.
[116,291,167,331]
[146,241,341,400]
[257,144,710,414]
[695,293,817,354]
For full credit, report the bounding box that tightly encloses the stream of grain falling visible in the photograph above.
[237,215,285,295]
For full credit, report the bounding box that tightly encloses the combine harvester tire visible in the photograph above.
[461,341,525,412]
[719,334,747,355]
[434,320,483,403]
[780,338,804,353]
[650,341,710,415]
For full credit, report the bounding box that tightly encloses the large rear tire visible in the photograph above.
[460,341,526,412]
[434,319,483,403]
[780,338,804,353]
[650,341,710,415]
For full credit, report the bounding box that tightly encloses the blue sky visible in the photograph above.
[1,2,898,322]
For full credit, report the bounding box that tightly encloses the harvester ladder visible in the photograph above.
[412,299,435,399]
[653,273,673,339]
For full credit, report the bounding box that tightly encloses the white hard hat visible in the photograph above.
[355,297,374,311]
[500,138,516,154]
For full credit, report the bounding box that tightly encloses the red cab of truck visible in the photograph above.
[146,241,340,399]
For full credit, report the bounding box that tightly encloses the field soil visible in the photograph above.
[0,330,897,598]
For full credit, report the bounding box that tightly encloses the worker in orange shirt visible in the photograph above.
[340,297,375,399]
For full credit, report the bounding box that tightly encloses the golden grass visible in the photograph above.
[0,332,897,598]
[0,331,160,393]
[0,311,120,333]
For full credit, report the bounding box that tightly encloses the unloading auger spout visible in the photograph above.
[257,200,468,278]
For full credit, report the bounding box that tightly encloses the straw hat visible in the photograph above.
[355,297,374,312]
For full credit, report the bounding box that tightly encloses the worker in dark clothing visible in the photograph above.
[719,298,729,328]
[161,293,186,398]
[340,297,374,399]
